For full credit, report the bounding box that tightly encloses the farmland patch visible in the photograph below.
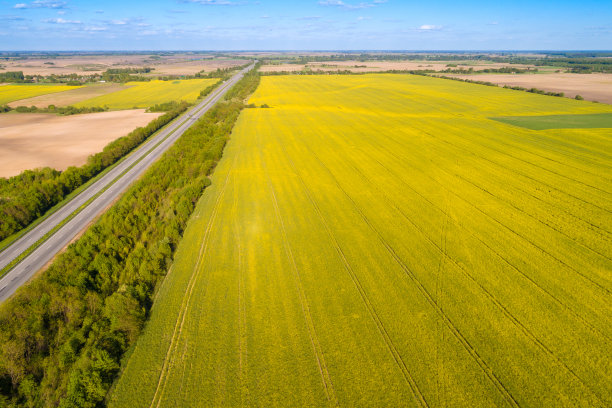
[492,112,612,130]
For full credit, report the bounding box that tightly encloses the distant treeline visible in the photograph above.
[0,68,260,407]
[262,53,612,73]
[0,102,189,243]
[1,105,108,115]
[0,62,250,85]
[260,66,534,76]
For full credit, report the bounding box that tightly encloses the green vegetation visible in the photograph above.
[0,103,189,243]
[6,105,108,115]
[0,69,259,408]
[111,74,611,407]
[492,112,612,130]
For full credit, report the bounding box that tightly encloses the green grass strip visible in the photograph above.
[491,112,612,130]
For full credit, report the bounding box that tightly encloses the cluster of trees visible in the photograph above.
[5,105,107,115]
[0,71,26,82]
[0,68,260,407]
[0,102,189,243]
[438,66,535,74]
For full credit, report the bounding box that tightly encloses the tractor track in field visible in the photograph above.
[416,121,612,242]
[474,120,612,183]
[416,123,612,215]
[261,152,339,407]
[276,139,430,408]
[294,137,521,408]
[149,156,237,408]
[309,131,609,405]
[232,173,251,407]
[365,122,612,298]
[356,131,612,340]
[384,118,612,250]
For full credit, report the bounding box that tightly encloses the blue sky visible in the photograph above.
[0,0,611,50]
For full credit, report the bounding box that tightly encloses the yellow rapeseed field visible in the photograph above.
[0,84,82,105]
[74,78,217,109]
[110,74,612,407]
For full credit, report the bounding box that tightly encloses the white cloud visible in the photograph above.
[418,24,442,30]
[44,17,81,24]
[318,0,380,10]
[84,25,107,31]
[14,0,67,9]
[182,0,238,5]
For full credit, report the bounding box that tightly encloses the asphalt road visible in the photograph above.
[0,63,255,303]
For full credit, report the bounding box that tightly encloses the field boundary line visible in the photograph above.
[276,139,430,408]
[261,151,339,407]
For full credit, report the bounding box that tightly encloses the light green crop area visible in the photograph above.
[0,83,82,105]
[74,78,217,109]
[110,74,612,407]
[493,112,612,130]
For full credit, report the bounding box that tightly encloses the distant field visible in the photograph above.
[447,72,612,104]
[493,112,612,130]
[0,110,162,177]
[7,83,127,108]
[74,78,217,109]
[0,84,82,105]
[260,60,538,73]
[110,74,612,407]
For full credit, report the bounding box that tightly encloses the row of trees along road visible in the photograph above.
[0,68,261,408]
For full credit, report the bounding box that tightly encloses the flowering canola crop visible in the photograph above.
[110,74,612,407]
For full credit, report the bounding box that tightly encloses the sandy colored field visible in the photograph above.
[447,73,612,104]
[0,110,162,177]
[1,54,246,76]
[7,83,128,108]
[260,60,537,73]
[150,59,246,75]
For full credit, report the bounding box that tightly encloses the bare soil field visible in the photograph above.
[149,59,246,75]
[260,60,536,73]
[1,55,246,76]
[446,73,612,104]
[7,83,128,108]
[0,110,163,177]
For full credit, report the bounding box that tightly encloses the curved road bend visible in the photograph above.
[0,63,256,302]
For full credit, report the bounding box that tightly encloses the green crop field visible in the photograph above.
[109,74,612,407]
[0,83,82,105]
[492,112,612,130]
[73,78,217,109]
